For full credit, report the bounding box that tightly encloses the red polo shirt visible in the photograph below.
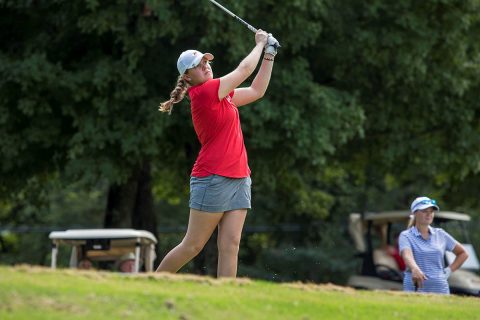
[188,78,250,178]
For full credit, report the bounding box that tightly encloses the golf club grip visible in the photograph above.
[235,17,257,33]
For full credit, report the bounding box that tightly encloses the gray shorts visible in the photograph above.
[189,175,252,212]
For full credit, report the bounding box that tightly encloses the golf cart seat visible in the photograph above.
[349,212,403,273]
[372,248,404,281]
[373,249,399,272]
[49,229,157,273]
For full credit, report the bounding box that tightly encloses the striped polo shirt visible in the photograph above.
[399,226,457,294]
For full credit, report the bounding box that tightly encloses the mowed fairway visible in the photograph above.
[0,265,478,319]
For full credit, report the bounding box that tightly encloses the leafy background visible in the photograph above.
[1,0,479,283]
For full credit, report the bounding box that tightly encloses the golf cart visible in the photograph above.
[347,211,480,296]
[48,229,157,273]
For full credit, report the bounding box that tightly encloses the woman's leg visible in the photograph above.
[216,209,247,278]
[156,208,223,273]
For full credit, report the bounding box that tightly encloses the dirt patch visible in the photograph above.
[11,264,254,286]
[13,264,110,281]
[137,272,253,286]
[282,282,357,294]
[0,291,87,316]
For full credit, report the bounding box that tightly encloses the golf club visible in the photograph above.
[207,0,258,33]
[207,0,281,50]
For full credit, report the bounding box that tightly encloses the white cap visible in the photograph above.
[177,50,214,75]
[410,196,440,213]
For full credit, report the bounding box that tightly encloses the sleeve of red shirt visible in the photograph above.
[199,78,235,102]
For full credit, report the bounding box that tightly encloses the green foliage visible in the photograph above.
[322,0,480,178]
[2,0,480,283]
[0,179,107,265]
[241,244,356,284]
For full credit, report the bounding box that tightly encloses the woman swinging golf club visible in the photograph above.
[156,29,278,277]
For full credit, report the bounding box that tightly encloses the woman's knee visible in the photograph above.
[217,236,241,255]
[180,241,205,257]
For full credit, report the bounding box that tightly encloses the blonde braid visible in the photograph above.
[158,75,189,114]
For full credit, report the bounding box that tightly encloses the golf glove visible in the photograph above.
[443,266,452,279]
[265,34,280,56]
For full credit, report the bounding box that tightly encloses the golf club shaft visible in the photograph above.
[207,0,257,33]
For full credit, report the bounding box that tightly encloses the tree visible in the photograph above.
[320,0,480,210]
[1,0,480,281]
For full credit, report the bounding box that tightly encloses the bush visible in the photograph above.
[239,244,357,284]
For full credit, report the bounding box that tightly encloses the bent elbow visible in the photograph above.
[255,89,265,99]
[252,88,266,100]
[249,84,267,99]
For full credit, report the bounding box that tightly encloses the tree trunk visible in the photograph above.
[132,161,157,236]
[104,175,138,228]
[104,161,157,239]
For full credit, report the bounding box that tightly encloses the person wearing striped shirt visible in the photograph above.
[399,196,469,294]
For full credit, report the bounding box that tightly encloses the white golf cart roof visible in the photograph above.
[49,229,157,244]
[363,211,471,225]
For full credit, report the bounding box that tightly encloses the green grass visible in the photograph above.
[0,265,478,320]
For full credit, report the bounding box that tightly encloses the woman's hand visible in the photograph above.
[255,29,268,46]
[411,267,427,289]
